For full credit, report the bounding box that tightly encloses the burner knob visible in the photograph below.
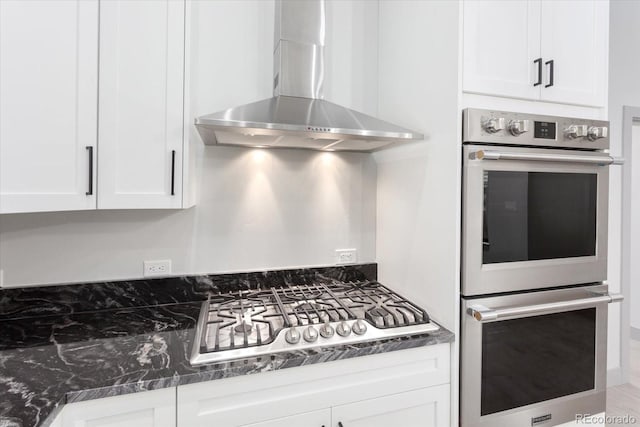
[319,322,335,338]
[303,326,319,343]
[284,327,301,344]
[352,319,367,335]
[336,321,351,337]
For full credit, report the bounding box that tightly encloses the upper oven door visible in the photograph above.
[462,144,609,296]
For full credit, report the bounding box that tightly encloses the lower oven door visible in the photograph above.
[460,284,620,427]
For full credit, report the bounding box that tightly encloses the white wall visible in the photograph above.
[607,0,640,381]
[631,123,640,331]
[375,0,461,333]
[0,0,379,287]
[374,4,460,425]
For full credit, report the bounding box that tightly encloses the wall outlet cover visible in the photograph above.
[143,260,172,277]
[335,249,357,265]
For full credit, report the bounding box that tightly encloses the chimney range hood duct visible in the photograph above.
[195,0,423,152]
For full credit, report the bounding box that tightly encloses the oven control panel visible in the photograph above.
[465,108,609,150]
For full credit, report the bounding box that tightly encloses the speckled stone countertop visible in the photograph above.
[0,264,454,427]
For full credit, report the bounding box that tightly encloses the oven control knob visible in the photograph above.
[587,126,608,141]
[319,322,335,338]
[482,117,505,134]
[564,124,588,139]
[352,319,367,335]
[336,321,351,337]
[508,119,530,136]
[303,326,319,343]
[284,327,301,344]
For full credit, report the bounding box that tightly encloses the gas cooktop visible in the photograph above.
[190,280,440,365]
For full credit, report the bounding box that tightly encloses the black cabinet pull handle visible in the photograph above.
[170,150,176,196]
[338,423,344,427]
[533,57,542,86]
[545,59,554,88]
[85,146,93,195]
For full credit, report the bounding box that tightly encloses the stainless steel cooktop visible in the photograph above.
[190,280,440,365]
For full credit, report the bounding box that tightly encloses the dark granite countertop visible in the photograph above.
[0,264,454,427]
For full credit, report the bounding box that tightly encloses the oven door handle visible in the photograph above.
[469,150,624,166]
[468,293,624,322]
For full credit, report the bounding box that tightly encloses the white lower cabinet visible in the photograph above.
[242,409,331,427]
[177,344,451,427]
[331,385,450,427]
[61,388,175,427]
[237,386,451,427]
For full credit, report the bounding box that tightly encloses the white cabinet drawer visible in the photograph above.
[177,344,450,427]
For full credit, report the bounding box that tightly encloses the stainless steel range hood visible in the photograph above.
[195,0,423,152]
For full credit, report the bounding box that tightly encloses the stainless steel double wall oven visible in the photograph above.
[460,109,623,427]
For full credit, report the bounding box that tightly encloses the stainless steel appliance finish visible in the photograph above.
[462,143,610,296]
[469,149,622,165]
[463,108,610,150]
[460,284,621,427]
[460,108,624,427]
[461,108,617,296]
[190,280,439,366]
[195,0,422,152]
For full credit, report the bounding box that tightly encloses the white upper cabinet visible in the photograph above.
[462,0,541,101]
[0,0,98,214]
[462,0,608,108]
[0,0,188,214]
[98,0,185,209]
[539,0,608,106]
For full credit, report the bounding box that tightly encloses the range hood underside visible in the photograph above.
[195,96,423,152]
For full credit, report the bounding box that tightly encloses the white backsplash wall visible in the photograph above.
[0,0,378,287]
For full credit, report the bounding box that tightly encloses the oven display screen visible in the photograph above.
[534,121,556,139]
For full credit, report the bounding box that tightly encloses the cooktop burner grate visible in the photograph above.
[199,281,431,355]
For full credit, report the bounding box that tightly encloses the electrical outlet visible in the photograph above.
[143,260,172,277]
[335,249,357,265]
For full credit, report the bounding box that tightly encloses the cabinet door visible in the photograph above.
[331,385,450,427]
[242,409,331,427]
[539,0,608,106]
[98,0,185,209]
[62,388,175,427]
[462,0,541,100]
[0,0,98,214]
